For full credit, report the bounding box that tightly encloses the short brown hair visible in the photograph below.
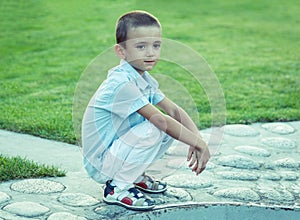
[116,10,161,44]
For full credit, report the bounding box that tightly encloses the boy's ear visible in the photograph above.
[114,44,126,59]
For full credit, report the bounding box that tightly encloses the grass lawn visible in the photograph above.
[1,0,299,145]
[0,154,65,181]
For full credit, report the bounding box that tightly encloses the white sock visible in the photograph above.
[134,175,144,183]
[111,179,134,190]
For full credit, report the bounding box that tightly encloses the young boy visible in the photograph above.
[82,10,210,210]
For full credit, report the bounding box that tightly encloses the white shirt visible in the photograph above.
[82,60,165,170]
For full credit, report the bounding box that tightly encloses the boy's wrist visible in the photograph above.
[195,137,207,151]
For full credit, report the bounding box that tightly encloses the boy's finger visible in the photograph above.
[189,153,197,167]
[192,166,198,172]
[191,152,200,171]
[187,146,196,161]
[187,147,194,161]
[195,153,206,175]
[195,161,205,175]
[196,166,206,175]
[196,156,208,175]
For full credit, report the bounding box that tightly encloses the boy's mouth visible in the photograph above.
[144,60,156,64]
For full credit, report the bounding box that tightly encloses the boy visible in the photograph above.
[82,10,210,210]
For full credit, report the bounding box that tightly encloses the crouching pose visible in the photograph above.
[82,10,210,210]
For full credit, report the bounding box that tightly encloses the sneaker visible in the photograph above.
[134,174,167,193]
[103,180,155,211]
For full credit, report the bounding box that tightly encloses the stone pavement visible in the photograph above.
[0,121,299,219]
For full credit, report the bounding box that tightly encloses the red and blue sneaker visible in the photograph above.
[103,180,155,211]
[134,174,167,194]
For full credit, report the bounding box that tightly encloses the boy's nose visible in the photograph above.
[146,46,154,56]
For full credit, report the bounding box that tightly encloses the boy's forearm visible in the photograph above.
[157,98,200,136]
[152,114,205,150]
[173,107,201,136]
[138,103,204,148]
[166,115,206,150]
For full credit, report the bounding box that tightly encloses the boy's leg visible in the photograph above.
[153,132,174,161]
[133,133,174,193]
[101,120,170,190]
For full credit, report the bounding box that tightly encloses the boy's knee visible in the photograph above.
[134,121,163,146]
[120,121,163,148]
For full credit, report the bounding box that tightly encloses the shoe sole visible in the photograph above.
[103,197,155,211]
[135,185,167,194]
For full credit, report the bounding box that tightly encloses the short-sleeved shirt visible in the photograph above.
[82,60,165,170]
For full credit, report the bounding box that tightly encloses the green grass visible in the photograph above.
[1,0,299,145]
[0,154,66,182]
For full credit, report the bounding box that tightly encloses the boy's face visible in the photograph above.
[122,26,162,74]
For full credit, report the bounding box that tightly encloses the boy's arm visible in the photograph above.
[156,97,209,172]
[156,97,199,134]
[137,103,210,175]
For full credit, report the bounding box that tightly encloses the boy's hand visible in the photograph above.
[187,143,210,175]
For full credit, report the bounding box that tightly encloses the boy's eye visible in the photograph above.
[153,43,161,49]
[136,45,146,49]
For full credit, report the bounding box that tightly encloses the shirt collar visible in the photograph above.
[119,60,150,90]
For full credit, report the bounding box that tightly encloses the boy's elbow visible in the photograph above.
[168,106,183,121]
[149,114,168,132]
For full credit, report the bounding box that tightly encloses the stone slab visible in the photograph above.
[48,212,87,220]
[10,179,65,194]
[57,193,100,207]
[261,137,297,149]
[213,188,260,202]
[0,191,10,204]
[163,173,213,189]
[217,155,261,169]
[3,201,50,217]
[261,122,295,135]
[234,145,271,157]
[223,124,260,137]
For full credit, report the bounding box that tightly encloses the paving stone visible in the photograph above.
[217,171,259,181]
[278,190,295,201]
[10,179,65,194]
[261,172,282,181]
[273,158,300,169]
[261,123,295,134]
[48,212,87,220]
[164,187,192,202]
[0,210,38,220]
[258,187,295,202]
[3,201,50,218]
[57,193,100,207]
[261,137,297,149]
[279,171,299,181]
[234,145,271,157]
[0,191,10,204]
[223,124,260,137]
[152,197,168,205]
[217,155,260,169]
[165,143,189,157]
[282,183,300,195]
[163,173,213,189]
[258,188,281,201]
[166,158,189,170]
[205,162,217,170]
[94,205,126,219]
[213,187,260,201]
[166,159,217,171]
